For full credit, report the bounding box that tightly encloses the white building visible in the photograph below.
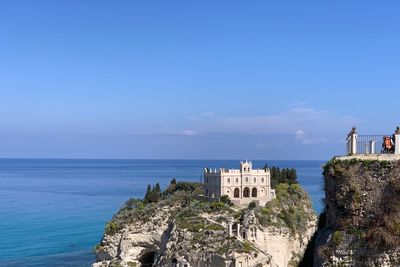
[203,161,275,207]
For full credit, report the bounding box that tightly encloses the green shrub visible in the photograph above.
[220,195,231,205]
[205,223,225,231]
[248,201,257,209]
[242,241,253,253]
[210,201,225,211]
[175,181,201,192]
[333,231,343,246]
[105,221,121,235]
[255,182,311,235]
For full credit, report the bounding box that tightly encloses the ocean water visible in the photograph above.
[0,159,325,267]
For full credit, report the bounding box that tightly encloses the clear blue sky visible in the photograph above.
[1,1,400,159]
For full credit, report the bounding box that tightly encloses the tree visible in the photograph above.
[165,178,177,195]
[144,183,161,203]
[266,164,299,188]
[144,184,151,200]
[220,195,231,205]
[155,183,161,194]
[248,201,257,209]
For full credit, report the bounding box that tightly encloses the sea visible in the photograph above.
[0,159,325,267]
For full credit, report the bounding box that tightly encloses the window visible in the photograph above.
[261,177,264,183]
[234,188,240,198]
[227,178,230,183]
[252,188,257,197]
[253,177,256,183]
[243,187,250,198]
[245,177,248,182]
[236,178,239,183]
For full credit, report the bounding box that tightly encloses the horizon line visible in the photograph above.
[0,157,329,161]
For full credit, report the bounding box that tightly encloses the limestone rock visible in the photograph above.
[313,157,400,266]
[93,183,316,267]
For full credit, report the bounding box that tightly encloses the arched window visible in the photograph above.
[252,188,257,197]
[234,188,240,198]
[236,178,239,183]
[243,187,250,198]
[227,178,230,183]
[261,177,264,183]
[253,177,256,183]
[245,177,249,182]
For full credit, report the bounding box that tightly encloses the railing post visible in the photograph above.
[370,140,376,154]
[395,127,400,155]
[348,127,357,155]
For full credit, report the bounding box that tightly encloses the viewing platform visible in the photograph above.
[337,153,400,161]
[346,126,400,156]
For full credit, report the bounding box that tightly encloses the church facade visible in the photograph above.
[203,161,275,207]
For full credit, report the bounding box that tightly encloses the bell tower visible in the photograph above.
[240,160,252,173]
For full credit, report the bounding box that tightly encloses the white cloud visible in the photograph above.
[180,129,196,136]
[180,103,359,146]
[295,129,305,140]
[294,129,328,145]
[199,103,358,136]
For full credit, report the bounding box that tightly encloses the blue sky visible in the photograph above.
[1,1,400,159]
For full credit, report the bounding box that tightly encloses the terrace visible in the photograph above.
[346,127,400,156]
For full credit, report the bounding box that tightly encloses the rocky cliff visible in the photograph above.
[314,155,400,266]
[93,181,317,267]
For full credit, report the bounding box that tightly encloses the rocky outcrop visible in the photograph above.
[314,156,400,266]
[93,182,317,267]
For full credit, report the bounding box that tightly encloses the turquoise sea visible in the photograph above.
[0,159,325,266]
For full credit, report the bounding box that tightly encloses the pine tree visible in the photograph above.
[144,184,151,201]
[155,183,161,194]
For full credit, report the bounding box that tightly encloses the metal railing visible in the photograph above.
[357,135,385,154]
[346,126,400,155]
[348,134,395,154]
[346,127,400,156]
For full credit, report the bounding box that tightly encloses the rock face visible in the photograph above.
[93,182,317,267]
[314,156,400,266]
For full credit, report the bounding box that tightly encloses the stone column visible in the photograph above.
[349,127,357,155]
[369,140,376,154]
[395,127,400,155]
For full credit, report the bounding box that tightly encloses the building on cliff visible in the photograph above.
[203,160,275,207]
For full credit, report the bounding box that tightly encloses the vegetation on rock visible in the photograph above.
[316,158,400,265]
[256,183,313,236]
[264,164,298,188]
[97,165,317,267]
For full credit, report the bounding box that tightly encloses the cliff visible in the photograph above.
[314,155,400,266]
[93,181,317,267]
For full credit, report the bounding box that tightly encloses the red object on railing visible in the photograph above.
[384,136,393,150]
